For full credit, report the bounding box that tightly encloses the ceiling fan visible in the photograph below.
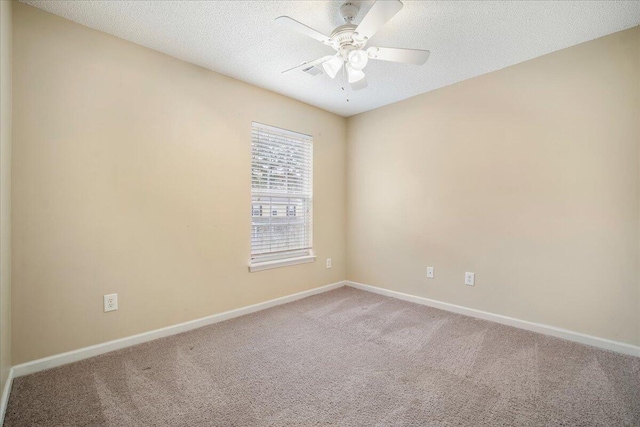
[277,0,430,91]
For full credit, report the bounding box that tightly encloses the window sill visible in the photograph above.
[249,255,316,272]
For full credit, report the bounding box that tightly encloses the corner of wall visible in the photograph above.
[0,0,13,393]
[636,26,640,347]
[344,114,354,282]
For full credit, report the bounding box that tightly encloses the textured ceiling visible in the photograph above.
[21,1,640,117]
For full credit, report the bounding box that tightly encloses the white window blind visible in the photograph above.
[251,122,313,266]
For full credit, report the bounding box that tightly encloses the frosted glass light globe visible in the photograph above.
[346,64,365,83]
[348,50,369,71]
[322,56,343,79]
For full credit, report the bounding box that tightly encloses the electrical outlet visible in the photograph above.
[465,272,475,286]
[326,258,332,269]
[104,293,118,312]
[427,267,434,279]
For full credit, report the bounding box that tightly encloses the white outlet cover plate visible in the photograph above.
[465,272,475,286]
[326,258,332,269]
[104,293,118,312]
[427,267,434,279]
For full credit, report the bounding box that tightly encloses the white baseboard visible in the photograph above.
[347,281,640,358]
[10,278,639,381]
[0,368,14,426]
[12,281,347,378]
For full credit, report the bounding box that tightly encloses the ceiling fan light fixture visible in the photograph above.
[346,64,365,83]
[348,50,369,71]
[278,0,430,93]
[322,56,343,79]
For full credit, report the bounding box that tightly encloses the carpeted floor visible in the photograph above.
[5,286,640,426]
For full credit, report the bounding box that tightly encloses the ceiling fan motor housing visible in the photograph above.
[339,3,360,23]
[333,3,368,59]
[330,24,366,60]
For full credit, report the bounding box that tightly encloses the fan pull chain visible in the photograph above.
[341,65,350,102]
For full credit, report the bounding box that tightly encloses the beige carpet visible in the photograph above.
[5,286,640,426]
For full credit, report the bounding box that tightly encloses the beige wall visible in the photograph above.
[0,0,13,390]
[637,27,640,347]
[11,3,347,364]
[347,27,640,346]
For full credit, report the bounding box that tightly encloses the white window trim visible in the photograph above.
[249,122,314,272]
[249,254,317,273]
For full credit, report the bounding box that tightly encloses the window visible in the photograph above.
[249,122,314,271]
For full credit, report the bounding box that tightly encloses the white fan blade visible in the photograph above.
[282,56,332,74]
[367,47,430,65]
[354,0,403,41]
[276,16,333,46]
[351,76,368,91]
